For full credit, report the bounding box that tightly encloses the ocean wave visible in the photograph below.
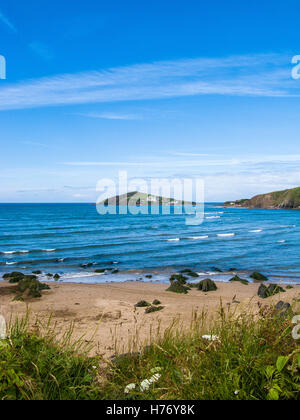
[206,216,221,219]
[1,250,29,255]
[217,233,235,237]
[166,238,180,242]
[186,236,209,240]
[249,229,263,233]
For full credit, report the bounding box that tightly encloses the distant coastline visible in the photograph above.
[223,186,300,210]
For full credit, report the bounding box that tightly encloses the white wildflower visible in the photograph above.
[202,334,219,342]
[124,383,137,394]
[140,373,162,392]
[0,316,6,340]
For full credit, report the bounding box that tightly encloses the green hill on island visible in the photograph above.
[225,187,300,209]
[99,191,196,206]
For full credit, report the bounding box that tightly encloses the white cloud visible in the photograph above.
[0,53,297,111]
[78,112,141,120]
[0,10,17,33]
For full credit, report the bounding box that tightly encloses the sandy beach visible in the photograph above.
[1,280,299,357]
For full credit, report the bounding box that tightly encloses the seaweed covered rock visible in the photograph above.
[250,272,268,282]
[198,278,218,292]
[3,272,25,283]
[274,301,292,318]
[180,269,199,278]
[229,275,249,286]
[135,300,151,308]
[152,299,161,305]
[53,274,60,281]
[170,274,188,285]
[16,276,50,299]
[166,281,189,294]
[145,306,164,314]
[95,269,107,274]
[258,283,285,299]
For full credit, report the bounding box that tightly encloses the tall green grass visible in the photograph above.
[0,314,101,400]
[101,304,300,400]
[1,303,299,400]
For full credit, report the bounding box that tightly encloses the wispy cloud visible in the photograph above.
[63,154,300,169]
[0,10,17,33]
[0,53,298,111]
[78,112,141,120]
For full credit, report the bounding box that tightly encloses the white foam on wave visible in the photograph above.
[42,249,57,252]
[277,240,286,243]
[63,272,105,279]
[186,236,209,240]
[206,216,221,219]
[217,233,235,237]
[249,229,262,233]
[167,238,180,242]
[2,250,29,254]
[5,262,17,265]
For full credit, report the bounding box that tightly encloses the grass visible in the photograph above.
[1,303,299,400]
[0,314,101,400]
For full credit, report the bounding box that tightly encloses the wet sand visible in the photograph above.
[0,281,299,357]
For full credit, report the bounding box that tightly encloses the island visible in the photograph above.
[224,186,300,209]
[98,191,196,206]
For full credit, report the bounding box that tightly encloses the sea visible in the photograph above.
[0,203,299,284]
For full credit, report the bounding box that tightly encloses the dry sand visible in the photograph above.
[0,281,299,357]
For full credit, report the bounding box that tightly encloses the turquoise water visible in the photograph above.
[0,203,299,284]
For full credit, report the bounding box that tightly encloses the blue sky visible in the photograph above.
[0,0,300,202]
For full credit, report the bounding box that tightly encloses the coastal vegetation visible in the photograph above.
[1,301,299,400]
[225,186,300,209]
[98,191,196,206]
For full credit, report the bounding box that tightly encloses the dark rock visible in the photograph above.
[187,282,200,288]
[170,274,188,285]
[258,284,286,299]
[229,268,237,272]
[32,271,42,275]
[258,284,268,299]
[152,299,161,305]
[95,269,106,274]
[53,274,60,281]
[275,301,291,311]
[286,285,294,290]
[180,269,192,273]
[166,281,189,294]
[3,272,25,283]
[135,300,151,308]
[198,278,218,292]
[274,301,292,318]
[145,306,164,314]
[229,275,249,286]
[17,276,50,299]
[46,273,53,278]
[80,263,94,269]
[211,267,223,273]
[145,274,153,279]
[251,272,268,282]
[112,269,119,274]
[268,284,285,296]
